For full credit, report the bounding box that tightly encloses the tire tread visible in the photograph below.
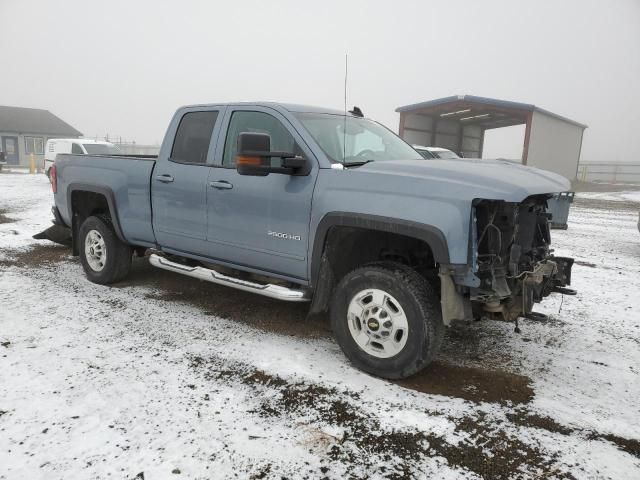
[330,261,444,379]
[79,215,131,284]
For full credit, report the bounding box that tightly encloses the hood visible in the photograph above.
[357,158,570,202]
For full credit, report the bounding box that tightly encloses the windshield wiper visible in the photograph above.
[342,159,375,167]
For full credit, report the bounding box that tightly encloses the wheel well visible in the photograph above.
[309,226,439,315]
[70,190,116,255]
[326,226,435,280]
[72,190,110,220]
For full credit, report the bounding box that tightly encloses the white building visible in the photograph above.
[397,95,587,180]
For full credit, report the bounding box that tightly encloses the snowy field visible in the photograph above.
[1,173,639,479]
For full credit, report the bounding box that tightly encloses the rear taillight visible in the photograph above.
[50,165,57,194]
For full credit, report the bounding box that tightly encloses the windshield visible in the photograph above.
[82,144,122,155]
[431,149,459,159]
[295,113,423,164]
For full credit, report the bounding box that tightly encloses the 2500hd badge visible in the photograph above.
[268,231,302,241]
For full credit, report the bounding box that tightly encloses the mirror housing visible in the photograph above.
[236,132,310,176]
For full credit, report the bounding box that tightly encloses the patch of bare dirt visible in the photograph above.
[248,464,272,480]
[395,361,534,405]
[0,208,15,224]
[189,354,573,480]
[439,319,527,365]
[507,409,640,460]
[507,410,575,435]
[123,257,331,339]
[440,412,574,480]
[593,434,640,459]
[0,244,71,268]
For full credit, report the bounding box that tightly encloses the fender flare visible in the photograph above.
[309,212,451,288]
[67,183,127,243]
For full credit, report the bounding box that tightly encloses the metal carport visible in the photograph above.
[396,95,587,180]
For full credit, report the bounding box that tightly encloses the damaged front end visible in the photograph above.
[468,195,574,322]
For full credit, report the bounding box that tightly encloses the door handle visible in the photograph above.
[209,180,233,190]
[156,174,174,183]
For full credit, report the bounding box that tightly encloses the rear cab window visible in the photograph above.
[71,143,84,154]
[171,111,219,164]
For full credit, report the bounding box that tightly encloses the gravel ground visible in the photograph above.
[1,173,639,479]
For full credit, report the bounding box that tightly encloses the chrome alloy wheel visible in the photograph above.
[85,229,107,272]
[347,288,409,358]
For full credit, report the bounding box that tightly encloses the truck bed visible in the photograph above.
[54,153,157,246]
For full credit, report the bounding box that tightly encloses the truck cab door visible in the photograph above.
[206,107,317,281]
[152,107,224,256]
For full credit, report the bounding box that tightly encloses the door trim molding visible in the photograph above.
[202,235,306,261]
[160,246,309,285]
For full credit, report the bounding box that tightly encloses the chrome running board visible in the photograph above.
[149,254,310,302]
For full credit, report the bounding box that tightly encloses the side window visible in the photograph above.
[222,111,296,167]
[25,136,44,154]
[171,111,218,164]
[71,143,83,154]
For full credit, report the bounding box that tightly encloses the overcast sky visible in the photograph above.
[1,0,638,161]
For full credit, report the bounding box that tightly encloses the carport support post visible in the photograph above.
[29,154,36,174]
[399,112,405,139]
[430,118,438,146]
[521,111,533,165]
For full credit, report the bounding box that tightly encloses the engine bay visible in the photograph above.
[471,195,574,321]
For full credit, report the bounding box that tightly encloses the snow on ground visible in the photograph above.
[0,174,53,260]
[1,173,639,479]
[577,189,640,203]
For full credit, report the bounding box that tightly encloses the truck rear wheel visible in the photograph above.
[330,262,444,379]
[79,215,132,284]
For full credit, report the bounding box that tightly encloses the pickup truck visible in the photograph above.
[50,102,574,379]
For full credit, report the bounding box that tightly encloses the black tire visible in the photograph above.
[78,215,132,284]
[330,261,444,379]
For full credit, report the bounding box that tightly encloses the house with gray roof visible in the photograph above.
[0,105,82,168]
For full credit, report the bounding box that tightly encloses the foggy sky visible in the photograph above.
[1,0,638,162]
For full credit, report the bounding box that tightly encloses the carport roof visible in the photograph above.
[396,95,587,130]
[0,105,82,136]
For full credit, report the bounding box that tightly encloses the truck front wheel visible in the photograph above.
[330,262,444,379]
[79,215,132,284]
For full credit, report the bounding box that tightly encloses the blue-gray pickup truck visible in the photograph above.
[50,102,574,379]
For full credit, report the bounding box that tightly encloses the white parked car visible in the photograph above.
[412,145,460,160]
[44,139,121,176]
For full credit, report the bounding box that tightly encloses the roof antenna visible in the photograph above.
[343,53,348,163]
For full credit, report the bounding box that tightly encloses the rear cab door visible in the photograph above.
[152,106,226,256]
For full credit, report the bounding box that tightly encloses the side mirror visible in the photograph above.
[236,132,310,176]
